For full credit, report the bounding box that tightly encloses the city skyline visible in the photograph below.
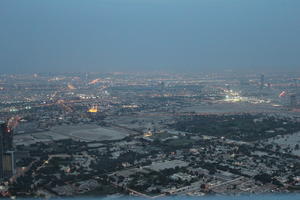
[0,0,300,198]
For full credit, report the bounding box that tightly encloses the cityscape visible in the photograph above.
[0,72,299,198]
[1,0,300,199]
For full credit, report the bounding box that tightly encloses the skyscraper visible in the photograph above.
[0,121,14,180]
[294,79,298,88]
[3,151,14,178]
[290,94,297,108]
[0,121,4,179]
[260,74,265,90]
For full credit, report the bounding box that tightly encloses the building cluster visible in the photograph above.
[0,72,299,197]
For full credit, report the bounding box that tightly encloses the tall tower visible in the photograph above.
[290,94,297,108]
[294,79,298,88]
[0,121,14,180]
[260,74,265,90]
[0,121,4,179]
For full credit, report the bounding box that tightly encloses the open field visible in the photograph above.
[267,131,300,156]
[14,124,130,145]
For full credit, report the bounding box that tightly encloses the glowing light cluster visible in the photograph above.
[143,131,153,137]
[88,105,99,113]
[88,78,102,85]
[67,83,76,90]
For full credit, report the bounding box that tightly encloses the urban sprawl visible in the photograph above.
[0,72,300,198]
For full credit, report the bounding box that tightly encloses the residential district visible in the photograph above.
[0,72,299,198]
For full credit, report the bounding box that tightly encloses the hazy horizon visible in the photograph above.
[1,0,300,74]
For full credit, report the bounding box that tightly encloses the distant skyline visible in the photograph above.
[0,0,300,73]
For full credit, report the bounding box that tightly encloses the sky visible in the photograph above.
[0,0,299,74]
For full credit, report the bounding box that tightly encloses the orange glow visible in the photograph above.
[88,105,99,113]
[143,131,152,137]
[67,83,76,90]
[88,78,102,85]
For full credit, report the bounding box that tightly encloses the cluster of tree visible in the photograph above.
[90,151,146,173]
[172,114,300,141]
[254,173,283,187]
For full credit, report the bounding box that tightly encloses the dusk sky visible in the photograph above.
[0,0,299,73]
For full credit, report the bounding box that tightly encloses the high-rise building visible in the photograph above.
[260,74,265,90]
[294,79,298,88]
[290,94,297,108]
[3,151,14,178]
[0,121,15,180]
[3,129,13,152]
[0,121,4,179]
